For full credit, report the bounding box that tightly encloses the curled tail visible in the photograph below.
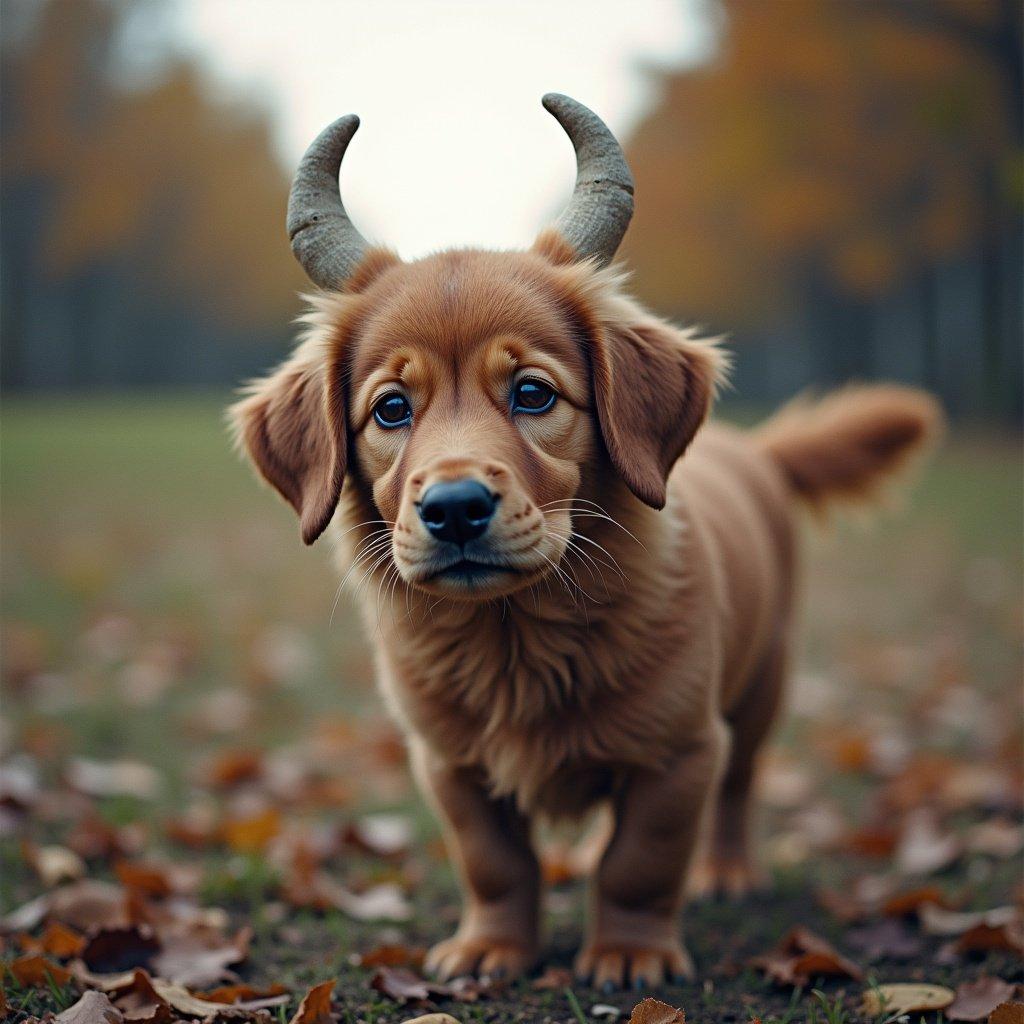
[756,385,943,512]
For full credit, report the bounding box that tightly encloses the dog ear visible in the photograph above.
[230,339,344,545]
[590,317,725,509]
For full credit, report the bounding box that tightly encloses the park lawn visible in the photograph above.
[1,393,1022,1024]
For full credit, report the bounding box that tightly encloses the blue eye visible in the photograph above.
[512,378,557,415]
[373,393,412,428]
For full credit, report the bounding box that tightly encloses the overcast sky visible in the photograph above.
[166,0,713,258]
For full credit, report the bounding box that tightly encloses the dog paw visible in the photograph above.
[425,935,536,981]
[574,941,694,991]
[687,857,768,900]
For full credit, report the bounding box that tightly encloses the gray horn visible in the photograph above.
[287,114,369,290]
[543,93,634,265]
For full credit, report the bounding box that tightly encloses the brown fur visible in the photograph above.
[230,245,941,987]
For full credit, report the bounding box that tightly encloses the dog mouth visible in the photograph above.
[426,558,520,584]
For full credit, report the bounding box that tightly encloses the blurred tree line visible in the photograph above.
[1,0,305,389]
[1,0,1021,421]
[624,0,1023,419]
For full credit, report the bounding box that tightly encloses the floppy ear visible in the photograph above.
[590,317,725,508]
[229,337,344,545]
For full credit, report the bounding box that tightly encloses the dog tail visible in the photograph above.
[755,384,943,513]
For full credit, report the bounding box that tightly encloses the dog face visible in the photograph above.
[231,243,724,601]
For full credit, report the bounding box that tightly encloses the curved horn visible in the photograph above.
[287,114,370,290]
[542,93,634,265]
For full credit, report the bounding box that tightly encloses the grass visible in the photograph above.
[1,392,1022,1023]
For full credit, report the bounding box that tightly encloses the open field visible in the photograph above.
[2,394,1022,1024]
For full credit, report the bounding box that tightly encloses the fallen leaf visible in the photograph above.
[531,966,574,990]
[199,984,288,1004]
[895,809,962,876]
[751,926,863,987]
[149,926,250,987]
[25,843,87,887]
[370,966,432,1002]
[20,921,86,958]
[335,882,412,922]
[289,980,337,1024]
[989,1004,1024,1024]
[967,820,1024,859]
[50,880,130,931]
[111,969,174,1024]
[205,750,263,789]
[846,919,923,961]
[67,759,161,800]
[592,1006,622,1019]
[919,903,1020,937]
[397,1016,460,1024]
[861,982,956,1016]
[114,861,172,899]
[55,991,123,1024]
[81,925,160,974]
[344,813,413,858]
[954,919,1024,957]
[628,997,685,1024]
[223,808,281,852]
[10,953,73,986]
[882,885,951,918]
[947,978,1017,1022]
[351,944,426,969]
[1,893,51,933]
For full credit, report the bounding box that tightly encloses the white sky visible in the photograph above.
[166,0,714,259]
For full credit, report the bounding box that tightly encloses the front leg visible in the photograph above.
[576,720,728,990]
[410,741,540,981]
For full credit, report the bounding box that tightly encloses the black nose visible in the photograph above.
[417,479,497,545]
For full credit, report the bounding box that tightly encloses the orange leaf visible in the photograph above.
[10,954,73,987]
[289,980,337,1024]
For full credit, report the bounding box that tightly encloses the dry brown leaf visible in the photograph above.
[370,966,433,1002]
[10,953,73,987]
[55,991,123,1024]
[205,750,263,789]
[751,926,863,987]
[50,880,130,931]
[919,903,1020,937]
[111,968,175,1024]
[81,925,160,974]
[149,926,250,987]
[846,919,922,961]
[954,919,1024,957]
[947,978,1018,1022]
[628,997,685,1024]
[223,808,281,852]
[114,861,172,899]
[20,921,86,958]
[199,984,289,1004]
[397,1016,460,1024]
[967,820,1024,859]
[351,944,426,969]
[895,808,963,876]
[67,759,161,800]
[1,893,51,933]
[989,1004,1024,1024]
[24,843,87,888]
[882,885,951,917]
[861,982,956,1016]
[531,966,574,990]
[288,980,337,1024]
[343,814,413,858]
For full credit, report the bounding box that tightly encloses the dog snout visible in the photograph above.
[417,479,498,545]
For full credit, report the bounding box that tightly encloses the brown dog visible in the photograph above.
[231,95,940,988]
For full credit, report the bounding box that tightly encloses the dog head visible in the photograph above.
[231,96,725,600]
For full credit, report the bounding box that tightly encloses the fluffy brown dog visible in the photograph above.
[231,95,940,988]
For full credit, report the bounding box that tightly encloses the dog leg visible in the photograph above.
[411,745,540,981]
[689,642,787,899]
[576,719,728,989]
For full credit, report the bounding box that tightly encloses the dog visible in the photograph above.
[230,94,940,989]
